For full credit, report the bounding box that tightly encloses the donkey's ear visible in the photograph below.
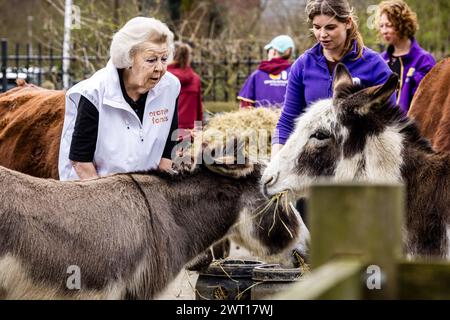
[204,138,255,178]
[332,63,353,100]
[370,73,398,106]
[353,73,398,115]
[205,161,255,179]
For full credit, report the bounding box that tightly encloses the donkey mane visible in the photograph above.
[338,81,434,156]
[399,120,435,153]
[135,162,263,182]
[333,83,365,100]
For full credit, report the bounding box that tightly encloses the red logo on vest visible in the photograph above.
[149,108,169,124]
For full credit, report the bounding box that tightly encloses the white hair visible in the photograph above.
[110,17,174,69]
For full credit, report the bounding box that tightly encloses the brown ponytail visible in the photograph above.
[173,42,192,69]
[344,16,364,60]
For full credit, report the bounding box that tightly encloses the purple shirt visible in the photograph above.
[381,38,436,113]
[274,41,393,145]
[238,67,292,108]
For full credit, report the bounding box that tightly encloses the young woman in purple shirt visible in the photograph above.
[272,0,393,156]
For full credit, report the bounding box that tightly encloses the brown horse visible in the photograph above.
[408,58,450,153]
[0,83,64,178]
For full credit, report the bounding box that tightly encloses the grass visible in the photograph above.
[204,101,239,113]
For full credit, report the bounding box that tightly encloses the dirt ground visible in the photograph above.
[155,243,257,300]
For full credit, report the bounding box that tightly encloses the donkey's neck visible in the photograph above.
[400,145,450,256]
[161,167,261,262]
[337,127,405,183]
[364,126,405,182]
[401,146,450,203]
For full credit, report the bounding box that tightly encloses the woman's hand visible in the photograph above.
[158,157,176,173]
[71,161,99,180]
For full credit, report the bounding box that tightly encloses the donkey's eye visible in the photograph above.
[310,131,330,141]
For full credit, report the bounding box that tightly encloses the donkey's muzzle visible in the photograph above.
[261,172,279,198]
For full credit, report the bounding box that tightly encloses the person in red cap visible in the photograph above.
[237,35,295,108]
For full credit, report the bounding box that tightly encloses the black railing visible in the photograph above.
[0,39,264,102]
[0,39,103,91]
[1,40,7,91]
[4,39,445,100]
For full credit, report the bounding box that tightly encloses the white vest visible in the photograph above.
[58,60,181,181]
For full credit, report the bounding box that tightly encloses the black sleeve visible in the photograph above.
[162,98,179,159]
[69,96,99,162]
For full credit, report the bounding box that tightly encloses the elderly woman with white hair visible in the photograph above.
[58,17,181,180]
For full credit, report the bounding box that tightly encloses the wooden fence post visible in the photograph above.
[309,182,404,299]
[276,182,405,299]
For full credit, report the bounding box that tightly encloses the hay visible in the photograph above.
[174,107,281,171]
[201,108,281,161]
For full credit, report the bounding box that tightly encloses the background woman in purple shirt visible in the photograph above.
[272,0,393,157]
[378,0,436,113]
[238,35,295,108]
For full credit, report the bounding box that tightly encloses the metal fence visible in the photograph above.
[3,38,447,101]
[0,39,265,102]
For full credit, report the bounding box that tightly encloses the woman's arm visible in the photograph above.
[237,72,256,108]
[69,96,100,180]
[272,57,306,154]
[160,98,179,171]
[411,53,436,97]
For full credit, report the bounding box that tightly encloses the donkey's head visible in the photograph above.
[262,63,402,199]
[200,139,306,264]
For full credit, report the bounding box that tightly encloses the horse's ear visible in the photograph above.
[332,63,353,100]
